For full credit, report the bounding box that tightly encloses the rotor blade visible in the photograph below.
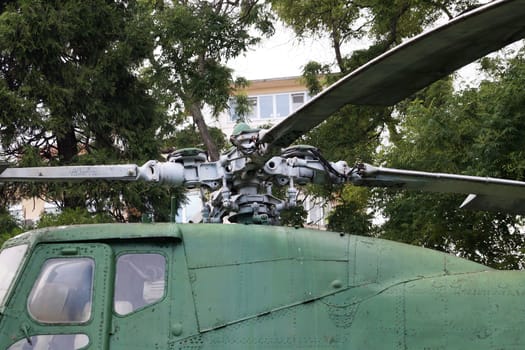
[0,162,194,187]
[353,164,525,213]
[261,0,525,150]
[0,165,140,182]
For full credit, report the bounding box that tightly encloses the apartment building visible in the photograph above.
[207,76,311,137]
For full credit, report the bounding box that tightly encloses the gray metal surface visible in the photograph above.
[0,164,139,181]
[353,163,525,213]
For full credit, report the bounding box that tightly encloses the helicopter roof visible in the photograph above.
[2,223,183,248]
[3,223,489,277]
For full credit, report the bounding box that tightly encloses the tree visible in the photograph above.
[162,125,227,154]
[377,50,525,269]
[0,209,22,246]
[1,0,162,161]
[149,0,274,161]
[0,0,174,221]
[37,208,113,229]
[0,183,22,244]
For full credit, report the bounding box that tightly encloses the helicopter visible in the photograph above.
[1,0,525,349]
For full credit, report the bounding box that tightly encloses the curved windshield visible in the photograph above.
[0,245,28,306]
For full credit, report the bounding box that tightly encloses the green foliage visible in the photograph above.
[301,102,392,229]
[231,78,253,123]
[377,51,525,269]
[148,0,273,160]
[279,206,307,228]
[273,0,475,241]
[0,209,22,246]
[376,190,524,269]
[0,0,171,216]
[37,208,113,229]
[164,125,227,153]
[0,0,161,157]
[0,0,275,224]
[272,0,475,72]
[0,1,211,220]
[274,1,525,268]
[302,61,332,95]
[231,93,253,123]
[271,0,360,38]
[270,0,361,71]
[304,104,392,163]
[326,186,372,236]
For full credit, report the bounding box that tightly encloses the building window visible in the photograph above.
[292,93,305,111]
[114,253,166,316]
[28,258,94,323]
[246,97,257,120]
[275,94,290,117]
[8,204,23,222]
[228,99,239,122]
[229,97,257,122]
[44,202,60,215]
[229,92,308,121]
[259,95,273,118]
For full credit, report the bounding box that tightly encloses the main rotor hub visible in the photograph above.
[168,148,207,164]
[167,148,208,188]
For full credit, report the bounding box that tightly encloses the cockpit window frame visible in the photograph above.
[0,242,113,350]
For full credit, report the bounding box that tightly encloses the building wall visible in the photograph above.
[207,76,310,137]
[10,198,59,227]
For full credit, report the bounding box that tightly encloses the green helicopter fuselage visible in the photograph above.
[0,223,523,349]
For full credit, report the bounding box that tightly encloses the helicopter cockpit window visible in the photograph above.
[0,244,28,306]
[114,253,166,315]
[27,258,94,323]
[7,334,89,350]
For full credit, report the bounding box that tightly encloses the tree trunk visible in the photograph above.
[56,124,84,208]
[189,103,220,161]
[57,125,78,164]
[331,28,345,72]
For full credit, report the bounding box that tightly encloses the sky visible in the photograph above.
[227,21,469,84]
[226,18,522,90]
[227,22,336,80]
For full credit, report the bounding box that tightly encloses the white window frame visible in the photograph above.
[229,91,309,122]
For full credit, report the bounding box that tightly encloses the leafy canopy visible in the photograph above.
[377,50,525,269]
